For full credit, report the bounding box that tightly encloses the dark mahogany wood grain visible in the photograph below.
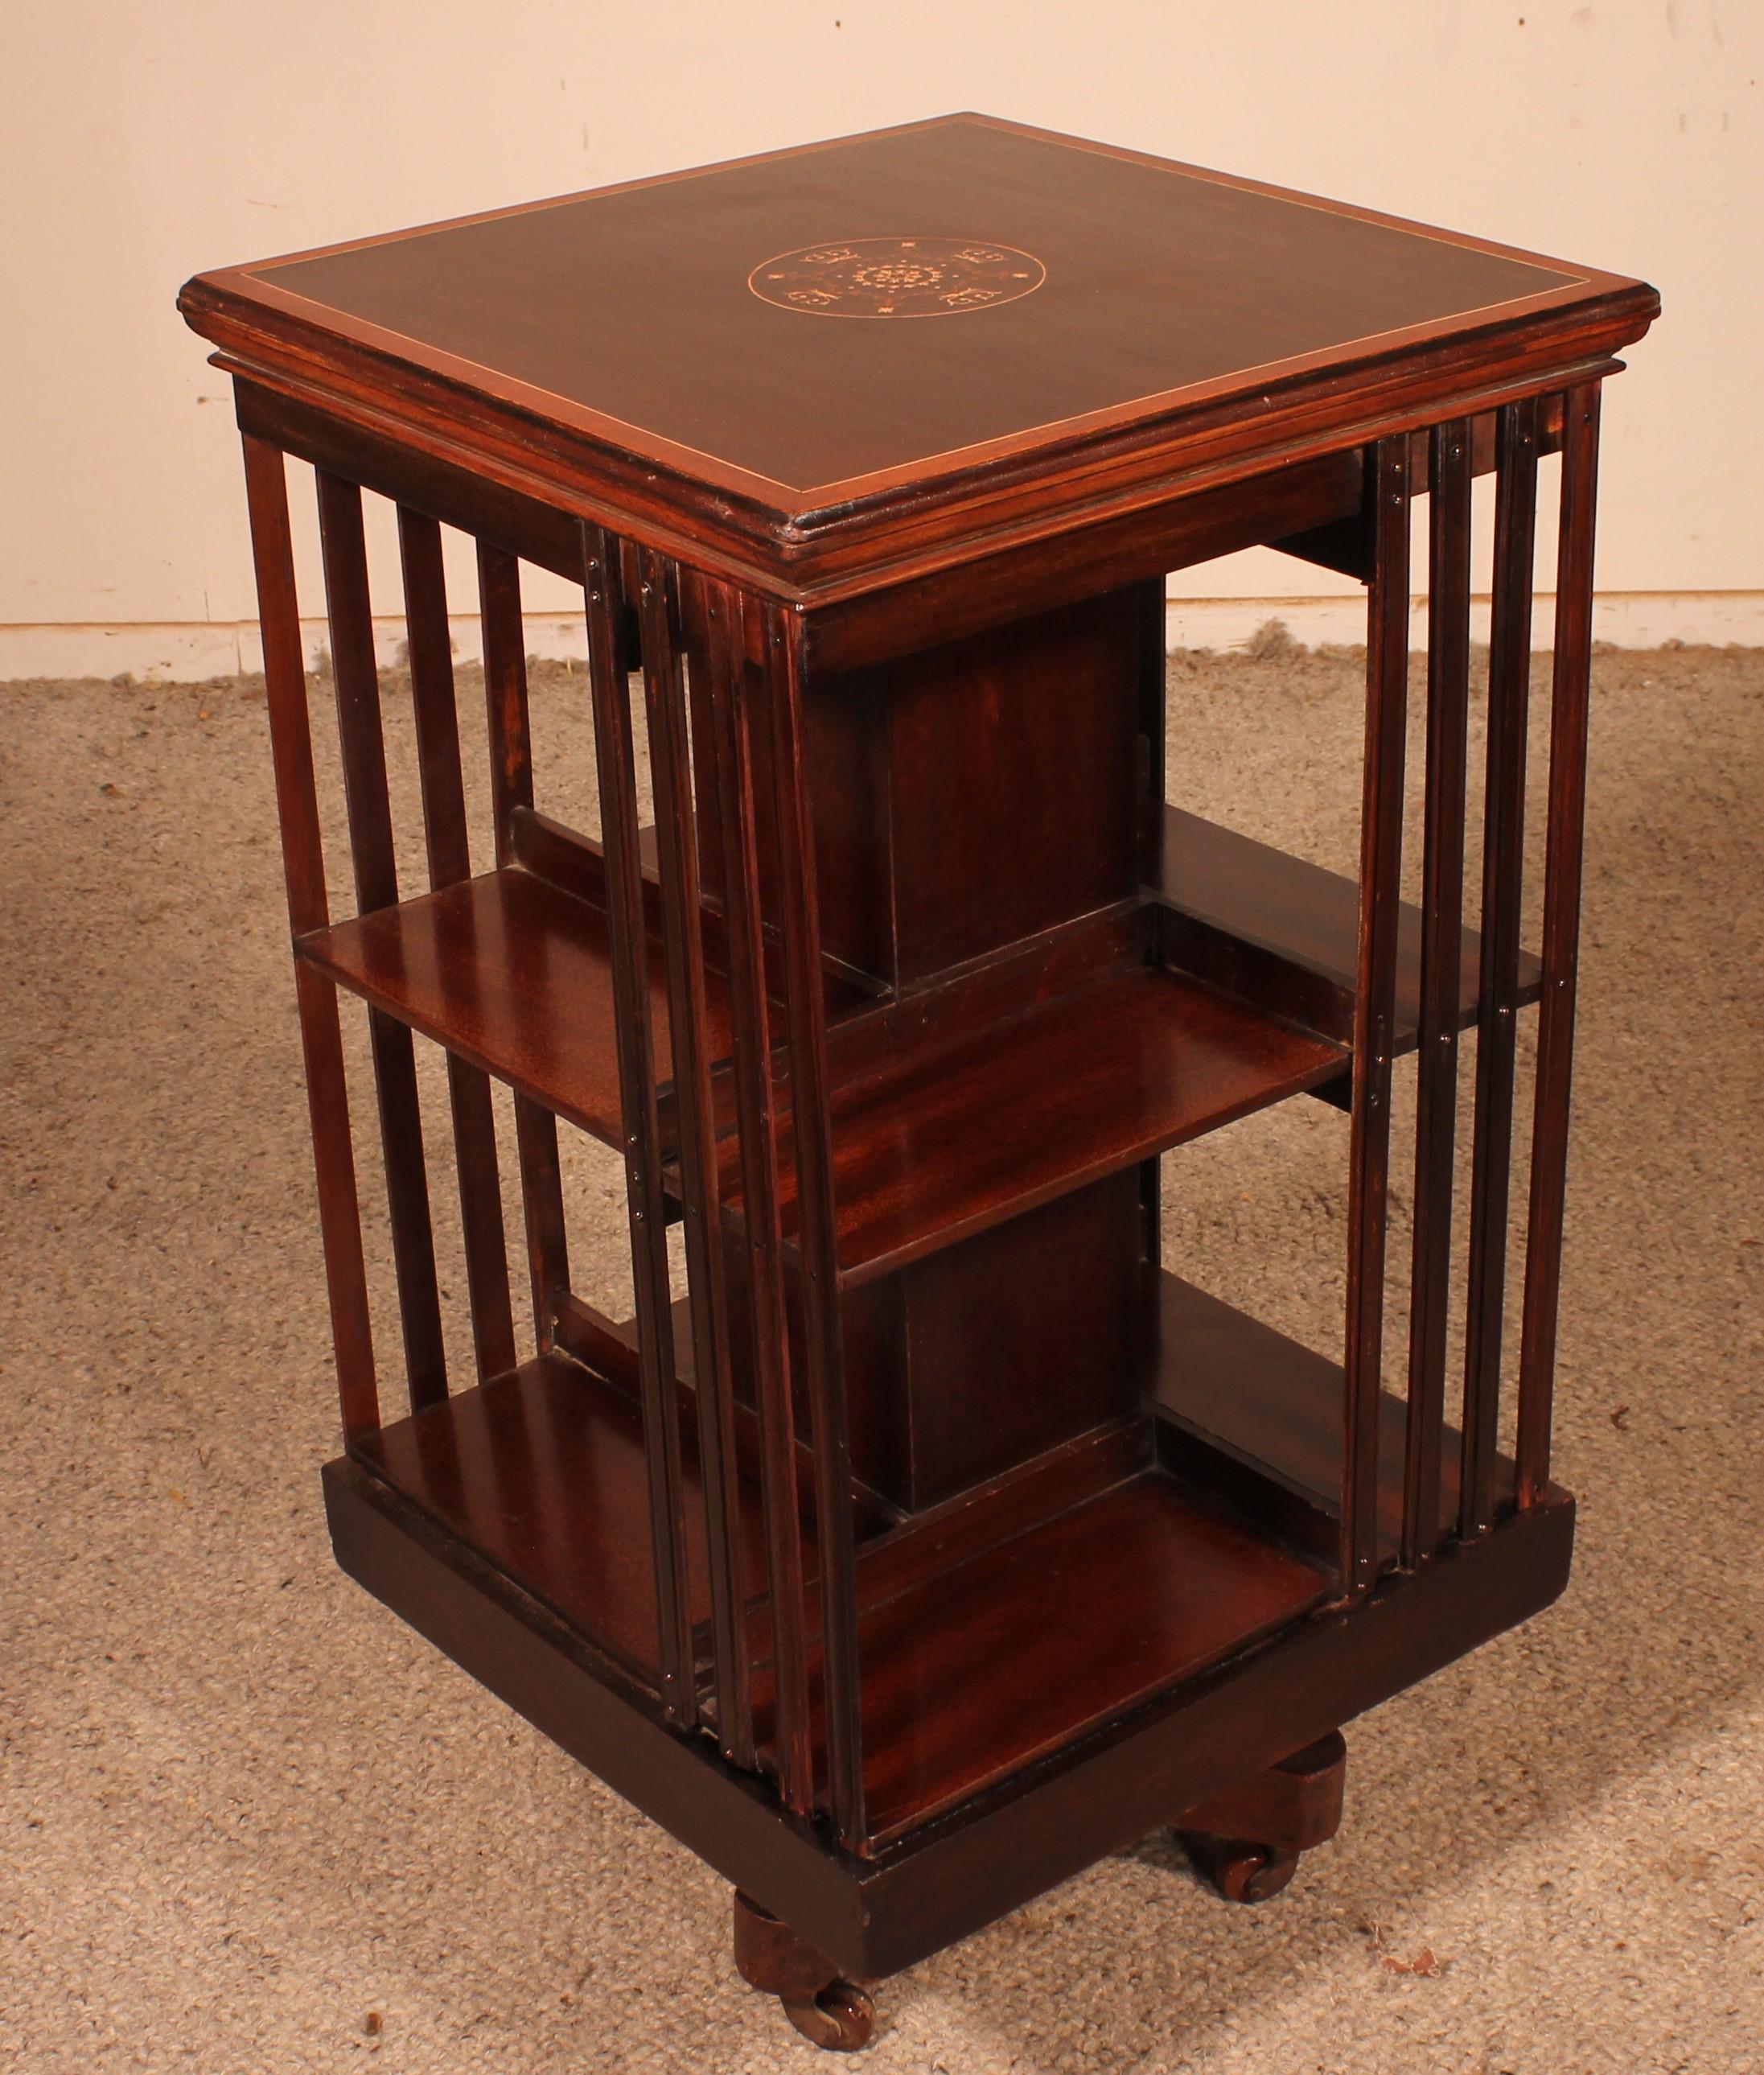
[199,109,1643,2041]
[185,117,1656,602]
[1403,420,1474,1567]
[1462,398,1540,1540]
[1341,435,1411,1599]
[699,576,818,1815]
[1146,1273,1515,1565]
[720,960,1345,1287]
[1518,382,1602,1507]
[239,438,379,1440]
[1146,804,1544,1050]
[753,1464,1330,1851]
[353,1351,792,1692]
[296,867,729,1150]
[325,1445,1573,1978]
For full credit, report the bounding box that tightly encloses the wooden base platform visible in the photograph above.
[333,1264,1554,1884]
[324,1440,1571,1981]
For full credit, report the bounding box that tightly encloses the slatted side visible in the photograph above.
[1459,397,1540,1540]
[477,541,572,1354]
[638,554,755,1769]
[1340,435,1411,1600]
[1401,419,1473,1570]
[700,577,816,1816]
[396,506,518,1387]
[759,606,866,1846]
[312,471,449,1414]
[580,521,698,1728]
[240,437,379,1443]
[1516,381,1603,1506]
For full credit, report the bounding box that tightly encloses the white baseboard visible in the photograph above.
[1162,591,1764,652]
[2,593,1760,683]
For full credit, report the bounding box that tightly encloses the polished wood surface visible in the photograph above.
[231,116,1589,500]
[191,114,1644,2048]
[723,959,1344,1285]
[1146,1273,1517,1564]
[182,117,1656,591]
[1148,801,1544,1049]
[758,1464,1330,1850]
[297,866,716,1150]
[354,1350,796,1690]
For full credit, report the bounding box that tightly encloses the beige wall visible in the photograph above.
[2,0,1754,667]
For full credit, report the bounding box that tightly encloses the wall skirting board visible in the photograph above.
[2,595,1761,683]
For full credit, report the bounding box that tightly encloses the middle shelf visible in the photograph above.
[295,793,1538,1291]
[713,958,1343,1284]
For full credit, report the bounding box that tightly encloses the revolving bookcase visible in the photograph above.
[179,115,1658,2051]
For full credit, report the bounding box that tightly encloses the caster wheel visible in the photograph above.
[1181,1833,1301,1904]
[780,1980,875,2052]
[1217,1843,1298,1903]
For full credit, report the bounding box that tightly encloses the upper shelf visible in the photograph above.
[1148,803,1544,1053]
[298,864,709,1149]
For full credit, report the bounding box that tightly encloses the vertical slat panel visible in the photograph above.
[1341,434,1411,1599]
[241,435,378,1441]
[313,471,448,1411]
[760,604,866,1847]
[1516,381,1602,1507]
[1401,420,1473,1568]
[702,577,815,1814]
[1460,396,1541,1538]
[1137,574,1167,1280]
[397,507,518,1385]
[581,521,697,1727]
[639,554,755,1768]
[477,542,570,1350]
[477,541,536,869]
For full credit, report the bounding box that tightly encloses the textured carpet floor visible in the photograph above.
[2,640,1761,2074]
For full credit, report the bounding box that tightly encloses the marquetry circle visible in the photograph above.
[748,237,1046,319]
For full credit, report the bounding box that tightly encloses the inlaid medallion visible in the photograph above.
[748,237,1046,319]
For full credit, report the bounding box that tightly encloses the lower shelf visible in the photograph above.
[1147,1272,1517,1561]
[352,1351,802,1692]
[326,1447,1574,1979]
[758,1460,1331,1850]
[347,1267,1520,1855]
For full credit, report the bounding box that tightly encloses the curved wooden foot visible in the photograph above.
[1174,1730,1346,1905]
[733,1891,875,2052]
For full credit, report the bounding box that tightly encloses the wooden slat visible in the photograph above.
[241,436,378,1440]
[639,554,755,1768]
[1517,381,1602,1506]
[582,521,697,1727]
[479,541,570,1350]
[1340,434,1410,1599]
[702,577,816,1814]
[478,541,537,870]
[760,604,866,1847]
[1460,397,1540,1538]
[397,506,518,1385]
[1137,576,1167,1280]
[314,469,448,1412]
[1402,419,1473,1568]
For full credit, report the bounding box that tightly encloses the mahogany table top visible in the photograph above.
[180,114,1656,583]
